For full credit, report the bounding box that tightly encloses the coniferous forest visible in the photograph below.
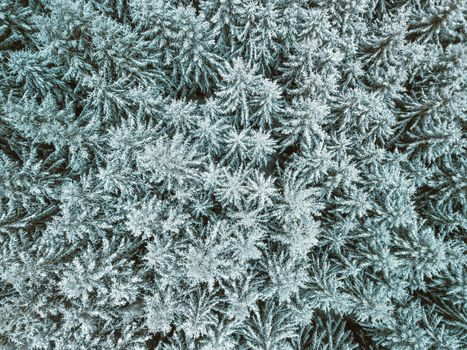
[0,0,466,349]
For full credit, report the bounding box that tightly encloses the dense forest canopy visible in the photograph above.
[0,0,466,349]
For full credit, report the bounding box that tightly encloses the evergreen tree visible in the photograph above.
[0,0,465,349]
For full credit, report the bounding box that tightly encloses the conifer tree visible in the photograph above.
[0,0,465,349]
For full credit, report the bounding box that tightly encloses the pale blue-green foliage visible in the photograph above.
[0,0,466,349]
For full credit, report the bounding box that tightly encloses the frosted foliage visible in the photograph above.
[0,0,465,349]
